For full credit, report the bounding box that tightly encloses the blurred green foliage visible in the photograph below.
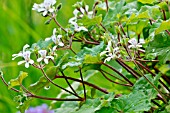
[0,0,94,112]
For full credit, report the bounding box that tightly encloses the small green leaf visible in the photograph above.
[158,2,168,11]
[29,66,58,93]
[55,52,69,67]
[84,54,101,64]
[155,20,170,35]
[8,71,28,89]
[91,88,96,98]
[79,15,102,27]
[138,0,156,4]
[62,61,82,70]
[137,10,150,19]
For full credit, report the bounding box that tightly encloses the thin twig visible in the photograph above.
[29,94,83,101]
[101,69,127,83]
[80,69,86,100]
[40,68,82,98]
[54,75,108,94]
[60,70,79,97]
[100,70,132,87]
[101,62,134,86]
[0,75,19,93]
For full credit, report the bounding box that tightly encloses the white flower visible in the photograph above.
[79,5,93,16]
[12,44,34,68]
[128,38,143,49]
[37,50,54,64]
[32,0,56,16]
[100,41,120,62]
[45,28,64,51]
[18,51,34,68]
[12,44,30,60]
[69,21,88,32]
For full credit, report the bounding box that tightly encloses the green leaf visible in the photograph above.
[103,1,125,26]
[128,20,148,35]
[76,42,106,61]
[84,54,101,64]
[146,33,170,63]
[137,10,150,19]
[8,71,28,89]
[138,0,156,4]
[79,15,102,27]
[30,39,52,50]
[155,20,170,35]
[95,107,116,113]
[111,91,151,113]
[62,61,82,70]
[29,66,58,93]
[55,52,69,67]
[29,76,48,93]
[158,2,168,11]
[133,74,159,100]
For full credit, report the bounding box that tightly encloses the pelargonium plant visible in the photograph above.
[1,0,170,113]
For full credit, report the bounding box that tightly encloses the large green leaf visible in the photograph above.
[146,33,170,63]
[155,20,170,35]
[111,91,151,113]
[133,74,159,100]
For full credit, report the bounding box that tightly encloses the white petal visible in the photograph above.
[80,7,85,14]
[44,59,49,64]
[53,28,57,35]
[25,62,29,68]
[77,26,88,32]
[29,59,34,64]
[49,8,54,12]
[73,9,79,17]
[46,56,54,60]
[18,61,26,65]
[57,35,62,39]
[38,8,46,12]
[85,5,89,12]
[69,17,76,24]
[58,42,64,47]
[37,57,43,62]
[52,46,57,51]
[43,10,48,16]
[128,45,134,49]
[51,35,57,44]
[23,44,30,52]
[45,37,51,41]
[100,51,107,56]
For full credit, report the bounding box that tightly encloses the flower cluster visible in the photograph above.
[128,38,144,49]
[45,28,64,51]
[68,3,93,32]
[12,28,64,68]
[32,0,56,16]
[100,40,120,63]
